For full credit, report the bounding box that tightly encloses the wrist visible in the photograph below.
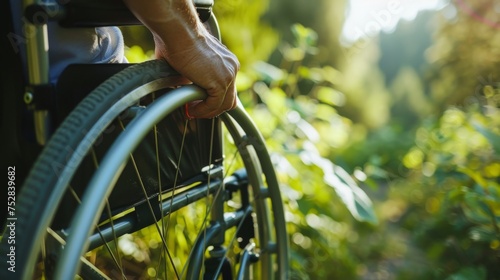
[124,0,205,53]
[154,21,208,59]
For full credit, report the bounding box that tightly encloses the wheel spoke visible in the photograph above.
[67,186,127,278]
[91,146,127,279]
[118,119,181,279]
[7,60,288,279]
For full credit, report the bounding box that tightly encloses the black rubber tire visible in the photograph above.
[0,59,289,279]
[0,60,181,279]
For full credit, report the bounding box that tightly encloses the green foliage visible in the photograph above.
[396,89,500,278]
[237,24,378,278]
[119,0,500,278]
[242,24,376,223]
[124,45,154,63]
[427,0,500,108]
[264,0,346,67]
[338,39,394,129]
[213,0,279,69]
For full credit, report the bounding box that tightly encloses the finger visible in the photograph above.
[209,81,237,116]
[187,91,226,118]
[224,80,238,110]
[188,85,236,118]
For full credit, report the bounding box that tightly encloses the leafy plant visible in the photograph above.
[236,24,378,278]
[398,87,500,279]
[242,24,377,223]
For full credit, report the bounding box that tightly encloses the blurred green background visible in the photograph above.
[122,0,500,278]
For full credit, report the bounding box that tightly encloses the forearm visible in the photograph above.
[123,0,239,118]
[122,0,205,55]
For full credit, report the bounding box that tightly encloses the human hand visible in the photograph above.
[122,0,239,118]
[154,25,239,119]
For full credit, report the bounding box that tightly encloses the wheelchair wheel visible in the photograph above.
[0,60,289,279]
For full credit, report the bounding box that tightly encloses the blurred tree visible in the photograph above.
[378,11,435,86]
[338,10,438,130]
[398,87,500,279]
[213,0,279,69]
[389,66,432,127]
[380,12,436,127]
[264,0,347,68]
[426,0,500,109]
[337,39,392,129]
